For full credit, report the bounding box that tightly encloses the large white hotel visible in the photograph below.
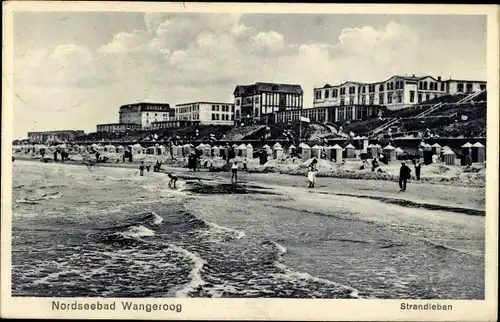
[313,75,486,111]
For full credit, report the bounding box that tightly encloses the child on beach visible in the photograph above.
[243,158,248,172]
[167,173,178,189]
[139,162,145,176]
[307,158,318,188]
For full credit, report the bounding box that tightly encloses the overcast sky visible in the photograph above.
[11,12,486,139]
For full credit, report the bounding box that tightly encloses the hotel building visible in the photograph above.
[313,75,486,111]
[173,102,235,125]
[118,103,173,129]
[27,130,85,144]
[233,82,304,124]
[96,123,140,133]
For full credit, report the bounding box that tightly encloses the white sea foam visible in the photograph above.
[206,222,246,240]
[168,245,207,297]
[120,225,155,239]
[151,212,164,225]
[274,263,366,299]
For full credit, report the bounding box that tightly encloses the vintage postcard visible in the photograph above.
[1,1,498,321]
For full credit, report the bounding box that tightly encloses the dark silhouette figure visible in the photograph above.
[399,162,412,192]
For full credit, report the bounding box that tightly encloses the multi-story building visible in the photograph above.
[96,123,140,133]
[118,102,173,129]
[273,104,381,124]
[313,75,486,111]
[173,102,235,125]
[233,82,304,124]
[27,130,85,144]
[151,120,200,129]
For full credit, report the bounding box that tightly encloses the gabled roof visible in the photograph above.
[234,82,303,96]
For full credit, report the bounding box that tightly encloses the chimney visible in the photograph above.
[438,76,442,81]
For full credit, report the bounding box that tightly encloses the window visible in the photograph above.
[231,115,234,121]
[361,96,366,104]
[480,84,486,91]
[395,81,399,90]
[255,97,260,104]
[379,94,384,105]
[410,90,415,103]
[362,86,365,93]
[441,83,445,91]
[418,93,422,103]
[419,82,422,90]
[212,105,215,111]
[429,82,434,90]
[388,94,392,104]
[231,106,235,112]
[325,90,330,99]
[212,114,216,120]
[457,83,464,92]
[236,110,240,117]
[340,99,345,106]
[426,94,430,101]
[369,94,374,105]
[255,108,259,116]
[397,94,402,103]
[333,89,338,97]
[423,82,428,90]
[379,84,384,92]
[466,83,473,93]
[315,91,321,99]
[236,98,241,106]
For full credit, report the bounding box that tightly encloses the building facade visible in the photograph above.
[27,130,85,144]
[173,102,235,125]
[313,75,486,111]
[96,123,140,133]
[233,82,304,124]
[151,120,200,129]
[119,103,173,129]
[274,105,380,124]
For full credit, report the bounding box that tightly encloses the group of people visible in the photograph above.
[137,161,179,189]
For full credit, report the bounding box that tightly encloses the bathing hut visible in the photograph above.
[471,142,485,163]
[212,145,221,157]
[196,143,205,151]
[238,144,247,157]
[422,143,433,164]
[361,136,369,153]
[395,147,405,156]
[332,144,343,163]
[461,142,473,166]
[246,144,253,158]
[132,143,143,154]
[146,146,156,155]
[288,144,296,156]
[170,145,178,157]
[273,143,283,159]
[325,146,335,161]
[157,144,166,155]
[105,144,116,153]
[181,144,190,156]
[177,145,185,157]
[344,143,355,159]
[311,145,322,159]
[301,144,311,160]
[116,145,125,153]
[382,144,396,163]
[431,143,441,155]
[368,144,378,158]
[443,149,456,166]
[263,144,272,156]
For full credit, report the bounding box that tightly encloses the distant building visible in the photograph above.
[233,82,303,124]
[273,104,381,124]
[313,75,486,111]
[151,120,200,129]
[96,123,140,133]
[27,130,85,144]
[119,102,173,129]
[173,102,235,125]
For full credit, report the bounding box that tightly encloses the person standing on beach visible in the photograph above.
[231,161,239,187]
[414,159,422,181]
[139,161,145,176]
[399,162,412,192]
[243,158,248,172]
[308,158,318,188]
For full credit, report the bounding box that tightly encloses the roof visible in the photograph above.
[97,123,139,126]
[234,82,303,96]
[446,79,486,83]
[120,102,171,111]
[175,101,235,107]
